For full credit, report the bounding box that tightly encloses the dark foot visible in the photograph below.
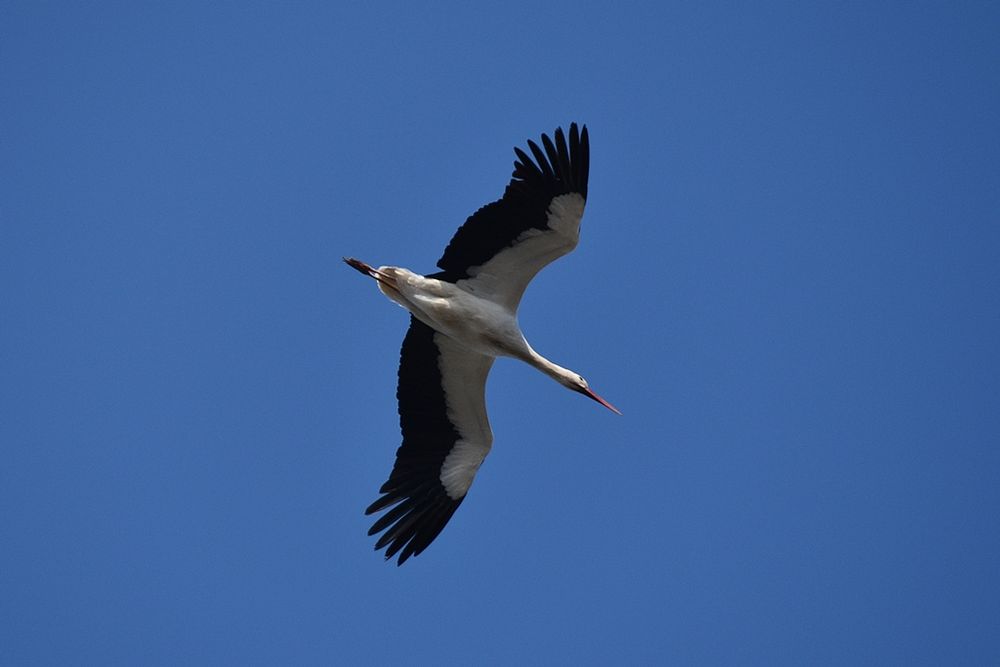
[343,257,375,276]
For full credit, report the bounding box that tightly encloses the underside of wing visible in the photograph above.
[434,123,590,310]
[365,318,494,565]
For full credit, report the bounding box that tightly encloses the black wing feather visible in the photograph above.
[526,139,555,181]
[435,123,589,282]
[364,318,464,565]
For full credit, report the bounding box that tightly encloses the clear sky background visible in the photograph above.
[3,2,999,665]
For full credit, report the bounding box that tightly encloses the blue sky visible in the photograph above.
[3,2,999,664]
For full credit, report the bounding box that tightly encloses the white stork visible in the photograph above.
[345,123,619,565]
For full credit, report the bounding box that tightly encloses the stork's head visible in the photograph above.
[561,371,622,415]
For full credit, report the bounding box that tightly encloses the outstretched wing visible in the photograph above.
[434,123,590,311]
[365,318,495,565]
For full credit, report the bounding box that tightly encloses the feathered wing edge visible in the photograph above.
[364,318,465,565]
[435,123,589,281]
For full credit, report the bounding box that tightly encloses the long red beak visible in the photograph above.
[582,387,622,415]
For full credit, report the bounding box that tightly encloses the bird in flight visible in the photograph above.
[345,123,619,565]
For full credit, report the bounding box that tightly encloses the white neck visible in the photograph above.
[523,346,578,388]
